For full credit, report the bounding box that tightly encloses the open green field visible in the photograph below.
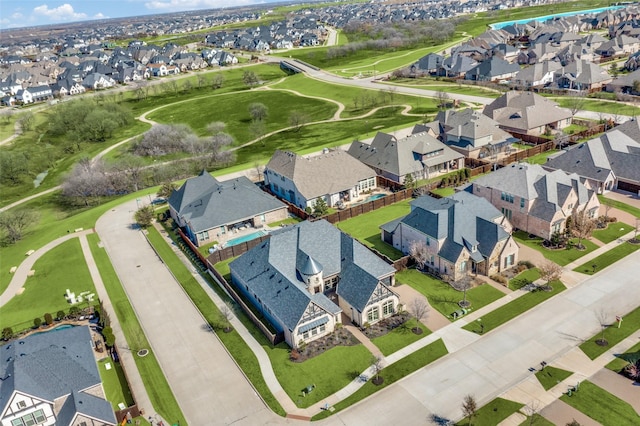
[535,365,573,391]
[457,397,524,426]
[463,281,565,334]
[312,338,448,420]
[513,230,598,266]
[573,242,640,275]
[396,269,505,320]
[87,233,186,424]
[98,358,136,410]
[371,318,429,356]
[560,381,640,425]
[592,222,634,244]
[580,304,640,360]
[336,199,410,260]
[0,238,95,331]
[555,97,640,116]
[388,79,501,99]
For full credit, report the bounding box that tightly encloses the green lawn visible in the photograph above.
[560,381,640,426]
[98,358,135,410]
[267,217,302,227]
[371,318,430,356]
[0,238,95,331]
[592,222,634,244]
[463,281,565,334]
[599,195,640,218]
[87,233,186,424]
[265,343,371,408]
[523,149,559,165]
[336,199,411,260]
[606,341,640,372]
[430,187,455,197]
[513,230,598,266]
[535,365,573,391]
[311,339,448,420]
[144,227,286,416]
[573,242,640,275]
[555,97,640,116]
[457,397,524,426]
[579,304,640,360]
[396,269,505,320]
[518,414,555,426]
[509,268,541,290]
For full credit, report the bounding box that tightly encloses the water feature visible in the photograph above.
[490,6,623,29]
[33,170,48,188]
[225,230,267,247]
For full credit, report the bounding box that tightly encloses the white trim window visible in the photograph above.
[382,300,394,317]
[366,306,380,323]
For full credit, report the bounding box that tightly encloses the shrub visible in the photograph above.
[491,274,508,285]
[44,313,53,325]
[289,349,300,361]
[56,310,65,320]
[1,327,13,341]
[518,260,535,269]
[69,306,80,318]
[33,317,42,328]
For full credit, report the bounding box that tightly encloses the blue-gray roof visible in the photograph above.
[56,390,117,426]
[168,170,287,233]
[230,220,395,330]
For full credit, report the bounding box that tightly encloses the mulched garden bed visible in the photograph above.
[291,327,360,363]
[362,312,411,339]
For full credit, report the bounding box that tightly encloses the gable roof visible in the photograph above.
[465,57,520,80]
[265,149,376,200]
[436,108,514,149]
[56,390,117,426]
[482,91,573,132]
[347,131,463,178]
[230,220,395,329]
[168,171,286,233]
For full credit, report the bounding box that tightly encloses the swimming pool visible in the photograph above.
[225,230,267,247]
[490,6,623,29]
[365,193,387,202]
[33,324,76,335]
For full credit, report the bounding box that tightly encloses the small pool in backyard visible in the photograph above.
[365,193,387,202]
[225,230,267,247]
[33,324,76,335]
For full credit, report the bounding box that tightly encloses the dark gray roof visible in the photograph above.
[0,326,110,422]
[56,390,117,426]
[230,220,395,330]
[483,91,573,132]
[168,171,286,233]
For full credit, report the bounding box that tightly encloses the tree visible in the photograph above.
[566,91,587,116]
[0,151,29,185]
[312,197,329,216]
[404,173,416,190]
[2,327,13,341]
[524,400,541,426]
[219,301,235,332]
[602,197,614,221]
[33,317,42,328]
[207,121,226,135]
[566,420,582,426]
[61,158,110,206]
[17,111,35,132]
[44,313,53,325]
[409,297,429,333]
[56,310,66,320]
[196,73,206,89]
[157,181,177,199]
[633,80,640,95]
[461,395,478,425]
[538,260,562,289]
[211,73,225,89]
[242,70,259,87]
[571,209,596,250]
[595,308,609,346]
[288,111,309,132]
[135,205,155,228]
[249,102,268,122]
[452,275,472,308]
[370,355,385,385]
[610,62,619,78]
[0,209,40,244]
[408,240,430,270]
[436,90,450,110]
[249,120,266,143]
[102,326,116,347]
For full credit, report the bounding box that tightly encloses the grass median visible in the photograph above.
[456,397,523,426]
[579,304,640,360]
[559,380,640,425]
[573,242,640,275]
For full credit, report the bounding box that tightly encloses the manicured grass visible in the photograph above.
[579,304,640,360]
[555,97,640,116]
[265,343,371,408]
[144,227,286,416]
[535,365,573,391]
[523,149,559,165]
[518,414,555,426]
[267,217,302,227]
[387,80,500,99]
[463,281,565,334]
[560,380,640,426]
[509,268,541,290]
[573,242,640,275]
[98,358,135,410]
[311,339,448,420]
[513,230,598,266]
[396,269,505,320]
[592,222,634,244]
[606,341,640,372]
[430,186,455,197]
[598,194,640,218]
[87,233,186,424]
[371,318,430,356]
[457,397,524,426]
[336,199,410,260]
[0,238,95,331]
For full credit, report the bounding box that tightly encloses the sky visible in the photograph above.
[0,0,279,30]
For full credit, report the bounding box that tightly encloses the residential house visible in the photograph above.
[464,57,520,82]
[147,63,168,76]
[545,119,640,194]
[168,170,288,247]
[380,191,519,281]
[438,54,478,78]
[81,73,115,90]
[606,67,640,93]
[553,60,612,90]
[595,34,640,57]
[230,219,398,348]
[0,326,117,426]
[347,129,464,185]
[482,91,573,136]
[513,61,562,88]
[411,53,444,75]
[264,149,377,209]
[470,163,600,240]
[434,108,517,158]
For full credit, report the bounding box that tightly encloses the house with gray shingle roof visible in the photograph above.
[544,119,640,194]
[553,60,612,90]
[380,192,518,282]
[0,326,117,426]
[168,171,288,247]
[230,220,398,348]
[470,163,600,240]
[347,129,464,185]
[264,149,377,209]
[482,91,573,136]
[464,57,520,82]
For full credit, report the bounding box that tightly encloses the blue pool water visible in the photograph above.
[34,324,76,335]
[491,6,623,29]
[365,193,387,202]
[225,230,267,247]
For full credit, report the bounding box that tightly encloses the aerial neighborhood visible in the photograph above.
[2,1,640,425]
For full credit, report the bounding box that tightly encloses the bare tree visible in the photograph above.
[219,301,235,332]
[436,90,450,110]
[524,400,541,426]
[196,73,206,89]
[249,103,269,122]
[595,308,610,346]
[408,240,430,270]
[288,111,309,132]
[61,158,110,206]
[566,420,582,426]
[452,274,472,308]
[461,395,478,426]
[571,209,596,250]
[242,70,259,87]
[253,162,264,182]
[0,210,39,244]
[182,79,192,93]
[371,355,385,384]
[211,73,224,89]
[206,121,226,135]
[409,297,429,333]
[17,111,35,132]
[538,260,562,289]
[249,120,267,143]
[601,197,614,222]
[566,91,587,116]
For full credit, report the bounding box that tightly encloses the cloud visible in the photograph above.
[145,0,256,11]
[32,3,87,21]
[93,12,107,19]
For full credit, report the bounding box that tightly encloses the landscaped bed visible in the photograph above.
[592,221,634,244]
[513,230,598,266]
[368,315,429,356]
